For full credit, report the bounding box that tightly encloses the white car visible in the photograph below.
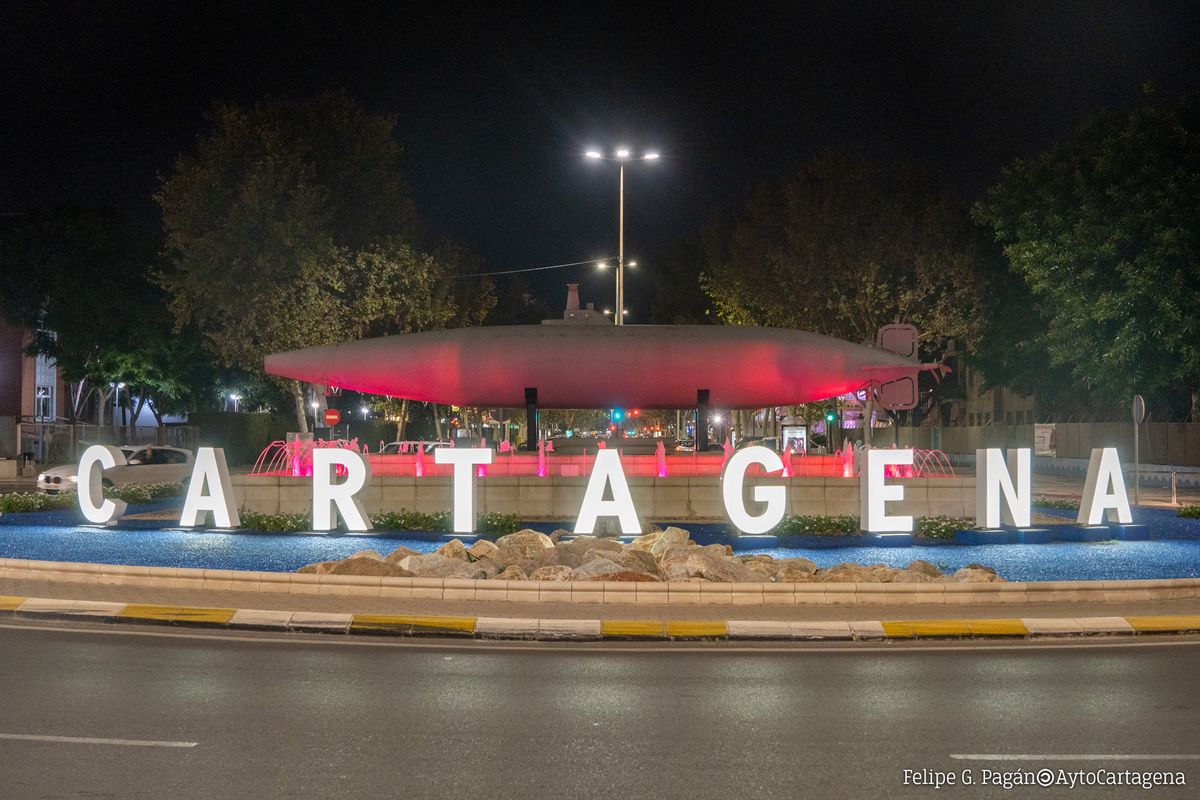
[36,446,194,494]
[378,440,454,454]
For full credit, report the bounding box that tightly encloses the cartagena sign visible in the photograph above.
[74,445,1134,534]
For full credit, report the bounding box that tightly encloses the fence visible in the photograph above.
[16,423,198,467]
[895,422,1200,468]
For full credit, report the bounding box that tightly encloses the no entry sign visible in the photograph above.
[323,408,341,426]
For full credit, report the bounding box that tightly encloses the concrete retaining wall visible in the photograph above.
[3,557,1197,606]
[231,475,978,521]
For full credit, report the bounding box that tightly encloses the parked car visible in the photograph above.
[378,440,454,455]
[36,446,194,494]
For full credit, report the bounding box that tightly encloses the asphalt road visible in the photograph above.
[1,623,1198,799]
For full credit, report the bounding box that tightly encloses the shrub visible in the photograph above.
[0,491,77,513]
[475,512,521,539]
[1034,496,1079,510]
[915,516,973,540]
[104,482,186,504]
[238,511,311,533]
[774,515,859,537]
[369,509,452,532]
[1180,505,1200,519]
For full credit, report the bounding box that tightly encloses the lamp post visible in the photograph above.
[585,148,658,324]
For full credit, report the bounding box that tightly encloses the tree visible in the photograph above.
[157,93,492,431]
[700,151,987,429]
[0,207,214,424]
[974,92,1200,420]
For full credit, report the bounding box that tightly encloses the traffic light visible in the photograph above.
[612,408,624,421]
[824,409,836,424]
[631,409,640,416]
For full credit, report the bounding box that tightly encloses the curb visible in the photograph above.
[4,595,1200,642]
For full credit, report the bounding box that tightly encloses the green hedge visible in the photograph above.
[1180,505,1200,519]
[1034,496,1080,510]
[773,514,974,539]
[0,483,184,513]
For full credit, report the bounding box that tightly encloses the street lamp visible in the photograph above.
[585,147,659,325]
[229,393,242,413]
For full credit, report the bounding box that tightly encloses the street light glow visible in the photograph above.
[615,148,630,158]
[643,152,660,160]
[585,150,603,159]
[628,260,638,267]
[597,262,608,270]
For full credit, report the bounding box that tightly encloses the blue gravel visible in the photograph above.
[1,521,1199,580]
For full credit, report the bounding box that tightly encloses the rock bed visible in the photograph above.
[298,528,1005,584]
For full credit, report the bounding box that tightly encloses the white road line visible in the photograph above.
[951,754,1200,761]
[0,733,197,748]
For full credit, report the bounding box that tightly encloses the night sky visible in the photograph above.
[4,1,1198,314]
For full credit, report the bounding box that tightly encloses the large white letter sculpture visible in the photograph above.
[860,448,914,533]
[722,445,787,534]
[1078,447,1132,524]
[975,448,1032,528]
[180,447,240,528]
[77,444,128,524]
[312,448,373,532]
[436,447,493,533]
[574,449,641,535]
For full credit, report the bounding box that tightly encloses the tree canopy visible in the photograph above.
[156,92,493,430]
[973,93,1200,420]
[700,151,985,354]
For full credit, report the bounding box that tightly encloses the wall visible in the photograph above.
[897,422,1200,468]
[230,475,977,521]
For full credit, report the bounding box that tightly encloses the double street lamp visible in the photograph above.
[585,147,658,324]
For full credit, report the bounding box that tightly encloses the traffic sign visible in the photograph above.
[1132,394,1146,424]
[323,408,342,426]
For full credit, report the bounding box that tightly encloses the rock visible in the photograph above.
[615,548,659,575]
[949,567,1001,583]
[328,557,398,577]
[528,564,574,581]
[965,562,997,575]
[469,558,500,579]
[585,571,660,582]
[651,526,692,557]
[397,553,483,579]
[549,528,571,543]
[495,529,555,559]
[384,545,419,564]
[868,565,902,582]
[660,550,766,583]
[775,557,817,573]
[436,539,469,560]
[820,563,878,583]
[493,565,527,581]
[297,560,338,574]
[698,543,734,557]
[571,557,629,580]
[905,559,943,578]
[894,569,939,583]
[348,549,385,561]
[556,535,621,565]
[744,560,777,579]
[774,561,819,582]
[466,539,499,560]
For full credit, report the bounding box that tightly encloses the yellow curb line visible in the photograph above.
[350,614,477,634]
[117,604,237,624]
[1125,615,1200,633]
[0,596,27,612]
[6,594,1200,641]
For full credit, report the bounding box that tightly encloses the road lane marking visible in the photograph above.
[0,733,197,748]
[951,754,1200,761]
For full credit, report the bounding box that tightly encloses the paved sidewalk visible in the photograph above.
[4,575,1199,622]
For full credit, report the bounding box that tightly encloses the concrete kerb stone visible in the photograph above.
[4,557,1200,609]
